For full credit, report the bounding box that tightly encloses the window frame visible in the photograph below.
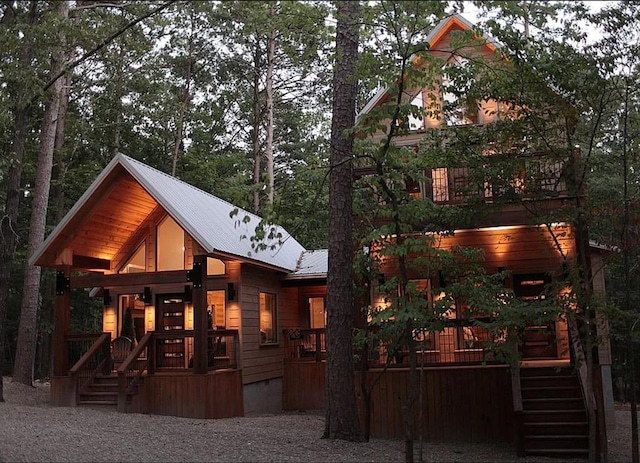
[259,291,278,346]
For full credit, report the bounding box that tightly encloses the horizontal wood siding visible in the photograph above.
[240,265,284,384]
[127,371,243,418]
[282,361,326,410]
[282,362,514,442]
[280,287,299,330]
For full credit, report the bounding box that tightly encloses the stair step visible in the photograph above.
[523,397,584,410]
[524,435,589,450]
[525,448,589,457]
[523,410,587,423]
[523,421,588,435]
[521,386,582,399]
[78,399,117,406]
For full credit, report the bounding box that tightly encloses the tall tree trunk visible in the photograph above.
[324,0,362,442]
[264,1,277,206]
[171,27,194,177]
[13,0,69,386]
[252,38,262,214]
[0,0,38,400]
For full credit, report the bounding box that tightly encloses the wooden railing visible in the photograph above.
[283,328,326,362]
[68,333,111,400]
[366,318,499,368]
[117,332,152,412]
[207,329,239,370]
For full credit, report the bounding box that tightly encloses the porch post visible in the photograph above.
[52,265,71,376]
[192,254,208,374]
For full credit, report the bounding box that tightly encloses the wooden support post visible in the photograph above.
[192,255,208,374]
[52,266,71,376]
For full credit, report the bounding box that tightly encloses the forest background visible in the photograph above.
[0,0,638,422]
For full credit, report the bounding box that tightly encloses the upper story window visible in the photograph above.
[441,56,477,126]
[157,215,185,271]
[207,257,226,276]
[119,242,146,273]
[408,91,425,131]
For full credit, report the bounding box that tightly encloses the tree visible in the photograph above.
[324,0,362,442]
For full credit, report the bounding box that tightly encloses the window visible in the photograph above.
[309,297,326,329]
[207,258,226,276]
[408,91,425,130]
[260,292,277,344]
[120,243,146,273]
[207,290,226,329]
[441,57,477,126]
[157,215,184,271]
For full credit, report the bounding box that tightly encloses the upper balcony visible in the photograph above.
[353,150,575,230]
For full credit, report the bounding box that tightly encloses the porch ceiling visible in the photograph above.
[37,165,158,270]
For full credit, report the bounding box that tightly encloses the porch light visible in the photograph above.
[227,283,236,301]
[103,288,112,306]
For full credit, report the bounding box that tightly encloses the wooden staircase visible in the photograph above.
[520,366,589,458]
[78,373,142,408]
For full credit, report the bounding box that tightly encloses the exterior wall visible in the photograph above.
[126,370,243,419]
[239,264,285,385]
[243,378,283,415]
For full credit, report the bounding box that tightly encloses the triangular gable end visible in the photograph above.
[31,153,306,273]
[356,13,498,121]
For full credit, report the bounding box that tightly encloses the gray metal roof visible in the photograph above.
[32,153,306,272]
[286,249,328,279]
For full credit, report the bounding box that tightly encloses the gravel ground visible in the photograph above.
[0,377,634,462]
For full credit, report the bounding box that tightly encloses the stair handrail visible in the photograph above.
[567,312,597,414]
[69,333,111,400]
[117,332,153,412]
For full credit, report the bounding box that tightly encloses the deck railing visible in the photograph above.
[282,321,503,367]
[117,332,151,411]
[150,329,239,371]
[283,328,326,361]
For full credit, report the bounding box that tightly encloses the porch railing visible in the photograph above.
[281,321,502,367]
[368,319,499,368]
[68,332,111,398]
[149,329,239,371]
[283,328,326,361]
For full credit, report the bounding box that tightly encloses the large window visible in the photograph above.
[207,290,226,329]
[119,243,146,273]
[157,215,184,271]
[308,297,326,329]
[260,292,277,345]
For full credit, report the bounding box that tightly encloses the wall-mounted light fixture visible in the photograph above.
[103,288,112,306]
[227,282,236,301]
[376,273,385,286]
[184,285,192,303]
[143,286,152,305]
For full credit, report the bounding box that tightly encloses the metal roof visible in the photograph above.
[286,249,328,279]
[31,153,306,273]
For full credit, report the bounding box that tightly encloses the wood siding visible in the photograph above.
[282,362,515,442]
[282,361,325,410]
[126,370,243,419]
[239,265,284,385]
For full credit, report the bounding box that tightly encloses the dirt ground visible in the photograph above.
[0,377,635,462]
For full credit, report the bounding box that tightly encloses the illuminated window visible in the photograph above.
[120,243,146,273]
[207,257,226,276]
[207,290,226,329]
[309,297,326,329]
[157,215,184,271]
[260,292,277,344]
[441,57,476,126]
[408,91,425,130]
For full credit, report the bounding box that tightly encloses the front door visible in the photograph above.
[156,294,186,368]
[513,274,556,359]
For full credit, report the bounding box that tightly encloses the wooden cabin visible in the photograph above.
[282,13,615,459]
[31,153,326,418]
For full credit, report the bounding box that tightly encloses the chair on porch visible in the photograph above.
[111,336,133,371]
